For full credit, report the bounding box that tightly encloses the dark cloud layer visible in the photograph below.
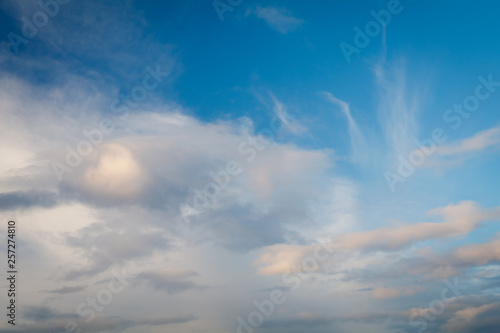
[0,190,58,210]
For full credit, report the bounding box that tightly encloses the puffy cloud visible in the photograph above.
[0,73,333,252]
[79,143,149,202]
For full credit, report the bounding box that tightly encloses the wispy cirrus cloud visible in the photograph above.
[269,92,307,134]
[321,92,369,164]
[375,60,420,159]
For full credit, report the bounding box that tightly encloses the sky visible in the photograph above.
[0,0,500,332]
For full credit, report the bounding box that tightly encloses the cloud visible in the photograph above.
[321,92,368,164]
[269,92,307,134]
[23,306,78,322]
[3,306,198,333]
[0,190,58,210]
[334,201,496,252]
[43,285,87,295]
[78,143,149,202]
[249,6,304,34]
[403,297,500,333]
[2,2,499,331]
[1,0,179,87]
[442,303,500,333]
[453,233,500,265]
[254,201,500,275]
[437,127,500,155]
[372,287,402,299]
[375,60,420,158]
[262,312,336,329]
[253,243,317,276]
[423,126,500,168]
[371,286,425,299]
[135,269,209,295]
[335,295,500,333]
[64,221,171,280]
[0,73,333,252]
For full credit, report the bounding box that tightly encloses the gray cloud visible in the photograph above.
[42,285,87,295]
[3,306,197,333]
[23,306,78,322]
[136,269,209,295]
[0,190,58,210]
[262,315,336,329]
[63,222,171,280]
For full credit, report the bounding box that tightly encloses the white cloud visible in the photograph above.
[375,60,420,159]
[80,143,149,201]
[422,126,500,168]
[371,286,424,299]
[441,302,500,333]
[253,201,500,275]
[321,92,369,164]
[269,92,307,134]
[453,233,500,265]
[436,127,500,155]
[250,6,304,34]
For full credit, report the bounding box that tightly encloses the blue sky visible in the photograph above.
[1,0,500,332]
